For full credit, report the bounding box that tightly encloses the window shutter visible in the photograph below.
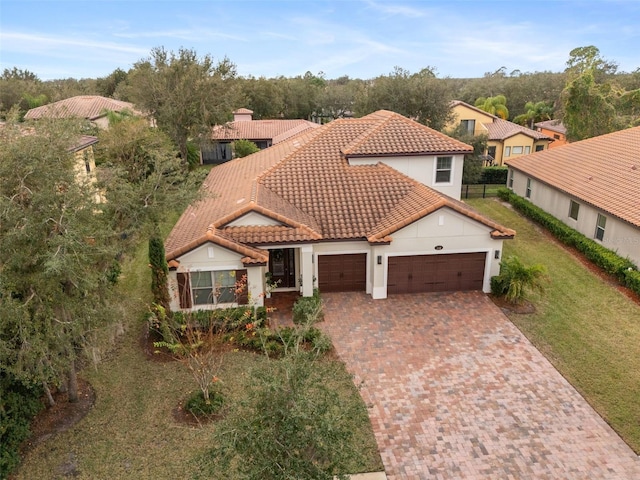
[177,272,192,309]
[235,269,249,305]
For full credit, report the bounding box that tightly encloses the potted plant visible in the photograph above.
[264,272,280,298]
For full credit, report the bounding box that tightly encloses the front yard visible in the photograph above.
[468,198,640,453]
[13,240,382,479]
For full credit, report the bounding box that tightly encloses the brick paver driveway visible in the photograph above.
[320,291,640,479]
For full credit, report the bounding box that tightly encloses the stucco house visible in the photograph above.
[535,119,568,149]
[506,126,640,266]
[24,95,142,129]
[448,101,553,166]
[165,110,514,311]
[203,108,321,164]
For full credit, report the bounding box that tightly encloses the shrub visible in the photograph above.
[481,166,508,184]
[185,389,224,417]
[232,139,259,158]
[292,289,324,325]
[498,189,640,298]
[0,373,44,478]
[491,255,548,304]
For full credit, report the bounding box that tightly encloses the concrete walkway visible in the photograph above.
[320,291,640,479]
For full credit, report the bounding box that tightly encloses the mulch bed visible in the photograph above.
[20,377,95,455]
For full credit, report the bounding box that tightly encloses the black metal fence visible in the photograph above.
[460,183,506,199]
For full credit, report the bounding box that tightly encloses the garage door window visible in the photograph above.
[435,156,452,183]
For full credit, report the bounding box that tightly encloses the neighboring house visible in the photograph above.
[24,95,142,129]
[204,108,321,164]
[535,119,568,148]
[0,121,102,202]
[448,101,553,166]
[506,126,640,266]
[165,110,515,312]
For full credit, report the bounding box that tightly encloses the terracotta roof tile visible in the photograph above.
[211,119,320,143]
[25,95,142,120]
[166,111,512,261]
[485,118,551,141]
[535,119,567,135]
[507,126,640,227]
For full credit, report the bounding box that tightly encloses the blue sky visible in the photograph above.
[1,0,638,81]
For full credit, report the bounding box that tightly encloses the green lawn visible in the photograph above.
[14,236,381,479]
[468,198,640,453]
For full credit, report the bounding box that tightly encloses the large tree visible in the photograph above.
[560,46,639,140]
[0,119,118,404]
[125,47,239,162]
[356,67,453,129]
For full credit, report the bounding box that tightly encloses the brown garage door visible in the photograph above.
[318,253,366,292]
[387,252,486,294]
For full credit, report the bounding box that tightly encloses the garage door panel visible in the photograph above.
[318,254,366,292]
[388,253,486,294]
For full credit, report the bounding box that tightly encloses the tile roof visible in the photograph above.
[24,95,142,121]
[451,101,551,141]
[0,122,97,152]
[506,126,640,228]
[535,119,567,135]
[211,118,321,143]
[166,111,513,262]
[485,118,551,141]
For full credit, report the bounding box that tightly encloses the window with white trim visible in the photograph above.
[568,200,580,220]
[508,169,514,188]
[595,214,606,241]
[461,119,475,134]
[512,146,523,155]
[524,146,531,154]
[191,270,238,305]
[505,146,511,157]
[525,178,532,198]
[435,156,453,183]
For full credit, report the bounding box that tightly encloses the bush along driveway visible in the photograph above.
[320,291,640,479]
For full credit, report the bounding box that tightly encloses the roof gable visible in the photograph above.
[506,126,640,227]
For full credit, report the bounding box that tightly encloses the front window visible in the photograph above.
[569,200,580,220]
[535,145,545,152]
[595,214,606,241]
[508,169,514,188]
[435,156,452,183]
[524,146,531,154]
[525,178,532,198]
[191,270,237,305]
[512,146,523,155]
[505,146,511,157]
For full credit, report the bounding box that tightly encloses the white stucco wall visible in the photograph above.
[226,212,282,226]
[509,169,640,267]
[347,154,464,200]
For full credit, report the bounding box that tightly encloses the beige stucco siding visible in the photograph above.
[167,242,265,311]
[348,154,465,200]
[509,169,640,267]
[448,105,493,136]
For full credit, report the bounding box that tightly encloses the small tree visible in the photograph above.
[148,236,170,311]
[491,255,549,304]
[232,139,260,158]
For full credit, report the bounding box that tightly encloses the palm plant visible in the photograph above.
[513,101,554,128]
[491,255,549,304]
[475,95,509,119]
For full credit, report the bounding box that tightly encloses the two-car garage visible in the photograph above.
[387,252,486,294]
[317,251,487,295]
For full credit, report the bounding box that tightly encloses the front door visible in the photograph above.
[269,248,296,288]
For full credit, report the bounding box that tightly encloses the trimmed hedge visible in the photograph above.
[481,166,508,185]
[498,188,640,298]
